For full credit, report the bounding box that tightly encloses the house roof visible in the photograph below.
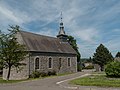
[19,31,77,55]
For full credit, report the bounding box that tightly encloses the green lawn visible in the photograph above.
[0,77,29,83]
[70,75,120,87]
[0,72,73,83]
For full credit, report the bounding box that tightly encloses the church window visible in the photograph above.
[68,58,71,67]
[35,57,39,69]
[48,58,52,68]
[59,58,62,68]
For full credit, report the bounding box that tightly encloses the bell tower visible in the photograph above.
[57,12,68,42]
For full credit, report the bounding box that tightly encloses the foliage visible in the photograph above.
[115,52,120,57]
[77,63,82,71]
[67,35,81,62]
[47,70,56,76]
[105,61,120,77]
[70,75,120,87]
[30,71,41,78]
[30,70,57,78]
[93,44,113,71]
[0,25,28,80]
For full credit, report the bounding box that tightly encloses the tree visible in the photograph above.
[0,25,28,80]
[93,44,113,71]
[115,52,120,57]
[67,35,81,62]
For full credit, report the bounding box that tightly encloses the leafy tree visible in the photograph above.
[67,35,81,62]
[0,25,28,80]
[93,44,113,71]
[115,52,120,57]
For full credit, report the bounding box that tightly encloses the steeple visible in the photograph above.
[59,12,65,35]
[57,12,68,42]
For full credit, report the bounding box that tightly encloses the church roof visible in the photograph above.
[19,31,77,55]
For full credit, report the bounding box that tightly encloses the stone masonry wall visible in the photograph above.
[3,57,29,80]
[3,53,77,80]
[29,53,77,75]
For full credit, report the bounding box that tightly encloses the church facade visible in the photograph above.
[3,19,77,80]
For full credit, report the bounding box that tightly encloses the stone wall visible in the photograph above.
[29,52,77,75]
[3,52,77,80]
[3,57,29,80]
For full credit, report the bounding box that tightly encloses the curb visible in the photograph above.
[56,73,91,89]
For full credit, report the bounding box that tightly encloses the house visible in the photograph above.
[3,19,77,80]
[115,57,120,62]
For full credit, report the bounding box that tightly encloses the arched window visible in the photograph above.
[35,57,39,69]
[48,58,52,68]
[68,58,71,67]
[59,58,62,68]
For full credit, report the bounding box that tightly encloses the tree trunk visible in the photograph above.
[7,66,11,80]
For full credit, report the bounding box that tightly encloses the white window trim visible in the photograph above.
[67,57,71,67]
[34,56,40,70]
[48,57,53,69]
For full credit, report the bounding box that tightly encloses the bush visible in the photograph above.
[40,72,47,77]
[31,71,41,78]
[77,63,82,71]
[30,70,57,78]
[48,70,56,76]
[105,61,120,77]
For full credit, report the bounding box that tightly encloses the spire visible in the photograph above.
[59,12,65,35]
[57,12,68,42]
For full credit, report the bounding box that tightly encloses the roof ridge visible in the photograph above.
[20,30,57,39]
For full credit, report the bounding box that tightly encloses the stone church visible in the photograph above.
[3,19,77,80]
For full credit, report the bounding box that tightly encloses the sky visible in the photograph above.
[0,0,120,58]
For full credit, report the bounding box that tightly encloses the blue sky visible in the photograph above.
[0,0,120,58]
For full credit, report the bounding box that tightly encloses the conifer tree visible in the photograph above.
[115,52,120,57]
[93,44,113,71]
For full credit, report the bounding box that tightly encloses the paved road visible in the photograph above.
[0,71,89,90]
[0,70,120,90]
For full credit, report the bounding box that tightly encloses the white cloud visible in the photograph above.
[0,0,120,58]
[0,6,22,23]
[73,28,99,43]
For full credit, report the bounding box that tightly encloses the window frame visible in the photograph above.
[48,57,53,69]
[67,58,71,67]
[59,58,62,68]
[34,56,40,70]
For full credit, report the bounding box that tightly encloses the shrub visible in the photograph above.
[77,63,82,71]
[105,61,120,77]
[31,71,41,78]
[40,72,47,77]
[48,70,56,76]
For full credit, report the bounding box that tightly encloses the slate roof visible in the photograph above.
[19,31,77,55]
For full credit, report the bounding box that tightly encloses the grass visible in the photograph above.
[70,75,120,87]
[0,72,73,83]
[0,77,30,83]
[57,72,73,76]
